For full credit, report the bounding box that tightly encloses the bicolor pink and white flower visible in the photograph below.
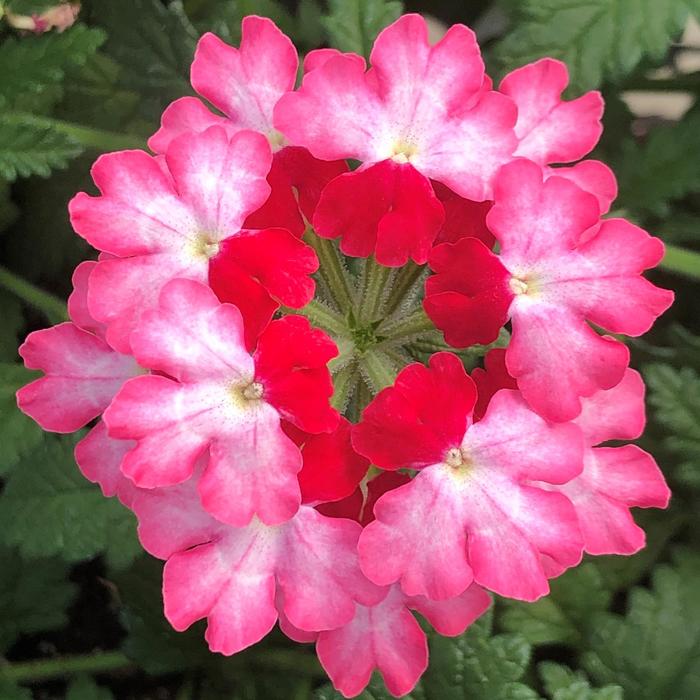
[103,278,338,526]
[424,159,674,421]
[130,468,383,655]
[474,350,671,554]
[353,352,585,602]
[70,126,317,352]
[275,13,517,265]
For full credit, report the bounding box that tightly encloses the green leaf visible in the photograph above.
[0,680,31,700]
[646,363,700,490]
[196,0,296,44]
[114,556,212,674]
[494,0,700,91]
[423,609,540,699]
[0,434,140,568]
[0,24,106,113]
[0,113,82,181]
[0,545,77,653]
[92,0,198,120]
[583,549,700,699]
[66,675,115,700]
[322,0,403,56]
[614,110,700,218]
[539,663,623,700]
[499,563,612,647]
[0,363,43,476]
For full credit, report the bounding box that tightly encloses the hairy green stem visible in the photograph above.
[0,652,133,684]
[304,232,357,310]
[378,307,435,343]
[660,244,700,279]
[358,258,393,324]
[0,264,67,323]
[291,299,348,337]
[383,262,425,314]
[360,348,397,393]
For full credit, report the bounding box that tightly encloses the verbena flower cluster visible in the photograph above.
[17,14,674,698]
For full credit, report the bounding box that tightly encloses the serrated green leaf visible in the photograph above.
[66,675,115,700]
[499,563,612,647]
[0,362,43,475]
[646,363,700,489]
[539,663,623,700]
[0,680,32,700]
[0,114,82,181]
[494,0,700,91]
[322,0,403,56]
[0,434,140,567]
[423,610,540,699]
[92,0,198,121]
[0,24,106,113]
[0,545,77,652]
[614,110,700,218]
[114,556,212,674]
[583,549,700,699]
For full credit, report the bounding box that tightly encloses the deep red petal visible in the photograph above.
[432,180,494,248]
[471,348,518,421]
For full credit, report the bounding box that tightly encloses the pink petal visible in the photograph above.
[17,322,138,432]
[489,159,601,264]
[574,369,646,444]
[358,469,474,600]
[469,389,584,484]
[69,150,195,256]
[74,421,137,507]
[314,160,444,265]
[277,507,385,631]
[128,277,252,384]
[425,238,513,347]
[148,96,236,153]
[549,160,617,215]
[254,315,339,434]
[198,403,302,526]
[553,445,670,555]
[303,48,365,73]
[408,583,491,636]
[352,353,477,470]
[67,261,105,337]
[86,253,207,354]
[500,58,603,164]
[550,218,674,337]
[165,127,272,234]
[508,302,630,422]
[191,18,298,135]
[316,584,427,698]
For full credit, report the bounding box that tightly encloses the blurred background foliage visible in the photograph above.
[1,0,700,698]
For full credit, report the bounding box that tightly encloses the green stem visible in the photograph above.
[291,299,348,338]
[304,232,357,311]
[383,262,425,315]
[0,265,67,323]
[358,258,393,324]
[0,652,132,684]
[8,111,146,151]
[378,307,435,343]
[660,244,700,279]
[360,349,397,393]
[330,361,358,412]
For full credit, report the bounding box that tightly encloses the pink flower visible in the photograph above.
[424,159,674,421]
[149,16,348,238]
[130,470,384,655]
[474,350,670,555]
[275,13,517,265]
[69,126,318,352]
[352,352,584,602]
[103,279,338,526]
[282,583,490,698]
[499,58,603,166]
